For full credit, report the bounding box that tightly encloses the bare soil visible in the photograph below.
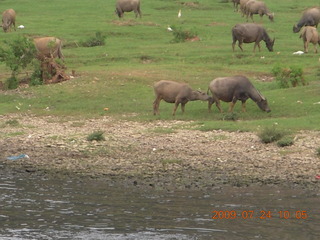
[1,114,320,190]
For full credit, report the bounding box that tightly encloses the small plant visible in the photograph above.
[86,130,105,141]
[272,65,306,88]
[29,61,43,86]
[0,36,37,89]
[221,112,238,121]
[316,147,320,157]
[277,136,294,147]
[5,119,20,126]
[171,25,197,43]
[81,31,106,47]
[258,125,286,144]
[5,76,19,89]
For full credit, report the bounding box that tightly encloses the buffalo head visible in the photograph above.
[266,38,275,52]
[293,25,300,33]
[257,98,271,112]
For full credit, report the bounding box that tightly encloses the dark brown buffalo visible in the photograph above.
[293,7,320,33]
[208,75,271,113]
[232,23,275,52]
[115,0,141,18]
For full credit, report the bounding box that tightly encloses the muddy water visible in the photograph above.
[0,170,319,240]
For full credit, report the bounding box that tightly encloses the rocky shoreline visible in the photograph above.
[1,114,319,190]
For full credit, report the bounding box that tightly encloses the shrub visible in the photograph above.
[272,65,306,88]
[221,112,238,121]
[5,76,19,89]
[316,148,320,157]
[277,136,294,147]
[258,125,286,143]
[29,61,43,86]
[171,25,197,43]
[5,119,20,127]
[87,130,105,141]
[81,31,106,47]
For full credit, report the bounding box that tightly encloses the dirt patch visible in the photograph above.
[207,22,228,27]
[181,2,200,8]
[111,19,159,27]
[1,114,320,190]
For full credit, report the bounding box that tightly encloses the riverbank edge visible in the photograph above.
[1,114,320,191]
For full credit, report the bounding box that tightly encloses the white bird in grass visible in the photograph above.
[178,9,182,18]
[17,25,25,29]
[292,50,304,55]
[167,25,173,32]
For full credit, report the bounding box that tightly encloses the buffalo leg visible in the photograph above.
[208,98,214,112]
[172,101,180,116]
[215,101,223,113]
[232,41,236,52]
[181,102,186,113]
[238,41,244,51]
[241,101,247,112]
[228,102,236,112]
[153,96,162,115]
[304,41,309,53]
[229,98,238,112]
[250,14,254,22]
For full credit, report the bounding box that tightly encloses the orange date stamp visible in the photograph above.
[211,210,308,220]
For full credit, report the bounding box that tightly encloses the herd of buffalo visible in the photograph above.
[152,1,319,116]
[1,1,319,115]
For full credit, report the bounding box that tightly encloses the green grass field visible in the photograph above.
[0,0,319,132]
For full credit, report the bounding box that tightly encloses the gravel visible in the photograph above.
[1,114,319,190]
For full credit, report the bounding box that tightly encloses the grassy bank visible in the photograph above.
[0,0,319,132]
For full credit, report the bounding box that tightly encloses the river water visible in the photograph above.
[0,169,319,240]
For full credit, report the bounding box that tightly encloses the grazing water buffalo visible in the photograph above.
[232,23,275,52]
[115,0,141,18]
[208,76,271,113]
[33,37,64,60]
[300,26,320,53]
[293,7,320,33]
[2,9,16,32]
[245,0,274,22]
[240,0,251,17]
[232,0,240,12]
[153,80,211,116]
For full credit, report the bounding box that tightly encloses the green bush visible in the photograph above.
[171,25,197,43]
[0,36,37,89]
[29,61,43,86]
[87,130,105,141]
[258,125,286,143]
[81,31,106,47]
[221,112,238,121]
[272,65,306,88]
[277,136,294,147]
[5,76,19,89]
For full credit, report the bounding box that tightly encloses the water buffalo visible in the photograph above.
[208,76,271,113]
[2,9,16,32]
[293,7,320,33]
[232,0,240,12]
[300,26,320,53]
[240,0,251,17]
[232,23,275,52]
[245,0,274,22]
[115,0,141,18]
[33,37,64,60]
[153,80,211,116]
